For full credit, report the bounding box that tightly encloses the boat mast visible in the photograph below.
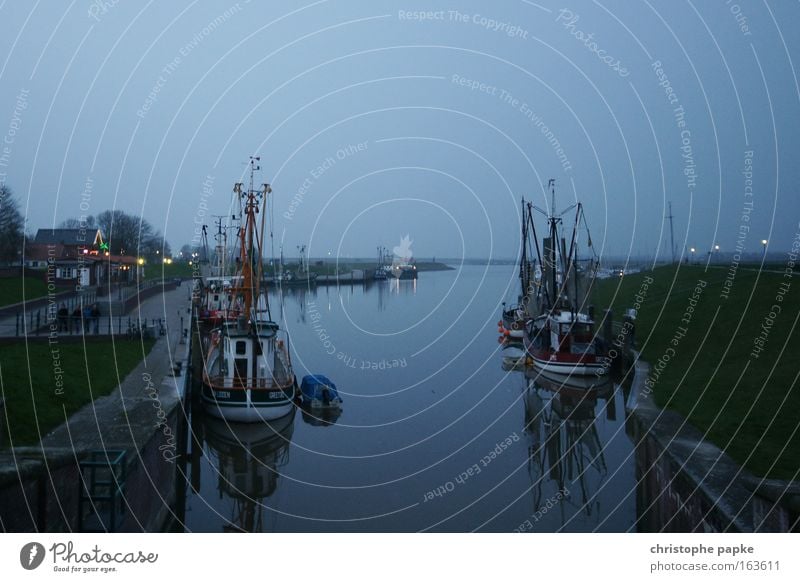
[297,244,306,276]
[548,179,559,312]
[233,156,265,323]
[211,215,227,277]
[567,204,581,318]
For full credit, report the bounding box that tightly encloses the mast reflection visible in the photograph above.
[523,367,613,527]
[202,411,295,532]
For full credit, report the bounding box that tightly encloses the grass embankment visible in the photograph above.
[141,262,194,281]
[0,339,156,445]
[592,264,799,480]
[0,277,48,309]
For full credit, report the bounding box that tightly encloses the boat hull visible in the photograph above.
[524,334,608,376]
[201,383,295,422]
[527,364,612,391]
[528,354,607,375]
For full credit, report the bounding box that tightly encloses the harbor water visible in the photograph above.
[179,265,638,532]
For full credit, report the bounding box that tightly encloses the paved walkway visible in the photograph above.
[0,280,182,338]
[39,285,192,451]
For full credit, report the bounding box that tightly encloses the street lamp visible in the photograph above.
[761,239,768,260]
[690,247,696,264]
[714,244,720,264]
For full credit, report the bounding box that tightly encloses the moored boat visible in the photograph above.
[525,310,607,376]
[522,179,608,376]
[200,157,298,422]
[300,374,342,410]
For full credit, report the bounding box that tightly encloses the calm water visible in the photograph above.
[180,265,637,532]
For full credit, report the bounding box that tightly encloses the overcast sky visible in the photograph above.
[1,1,798,261]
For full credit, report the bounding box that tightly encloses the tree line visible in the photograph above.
[0,184,171,264]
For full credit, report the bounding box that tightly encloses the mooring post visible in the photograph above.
[603,309,613,346]
[623,309,636,353]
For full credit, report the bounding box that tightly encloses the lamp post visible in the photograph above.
[714,244,720,264]
[761,239,768,261]
[690,247,696,265]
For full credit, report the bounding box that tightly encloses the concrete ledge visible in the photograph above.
[626,355,797,532]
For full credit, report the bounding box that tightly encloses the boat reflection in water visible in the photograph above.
[522,366,615,529]
[202,411,295,532]
[300,403,342,427]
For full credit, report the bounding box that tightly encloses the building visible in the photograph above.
[26,228,143,287]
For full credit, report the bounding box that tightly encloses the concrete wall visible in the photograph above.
[626,360,798,532]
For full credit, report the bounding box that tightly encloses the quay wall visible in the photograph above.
[626,358,798,532]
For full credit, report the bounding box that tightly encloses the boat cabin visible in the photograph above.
[207,322,289,390]
[548,311,597,355]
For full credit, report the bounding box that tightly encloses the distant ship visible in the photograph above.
[373,245,389,280]
[390,262,417,280]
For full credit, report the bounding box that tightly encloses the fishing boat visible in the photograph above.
[276,244,317,287]
[373,246,389,280]
[523,180,608,376]
[201,157,298,422]
[193,219,243,328]
[500,198,542,340]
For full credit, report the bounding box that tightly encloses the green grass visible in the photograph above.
[141,261,194,281]
[0,277,49,308]
[591,264,800,480]
[0,339,156,446]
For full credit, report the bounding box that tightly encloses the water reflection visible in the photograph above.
[202,412,295,532]
[299,403,342,427]
[522,366,617,530]
[180,267,638,531]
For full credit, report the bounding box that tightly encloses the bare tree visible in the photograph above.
[96,209,154,256]
[55,209,171,259]
[59,215,96,229]
[0,185,24,264]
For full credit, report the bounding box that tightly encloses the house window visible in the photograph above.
[236,341,247,355]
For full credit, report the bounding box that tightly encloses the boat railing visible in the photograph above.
[206,375,292,390]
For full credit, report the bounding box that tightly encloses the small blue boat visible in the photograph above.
[300,375,342,409]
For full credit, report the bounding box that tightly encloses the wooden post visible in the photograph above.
[602,309,613,346]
